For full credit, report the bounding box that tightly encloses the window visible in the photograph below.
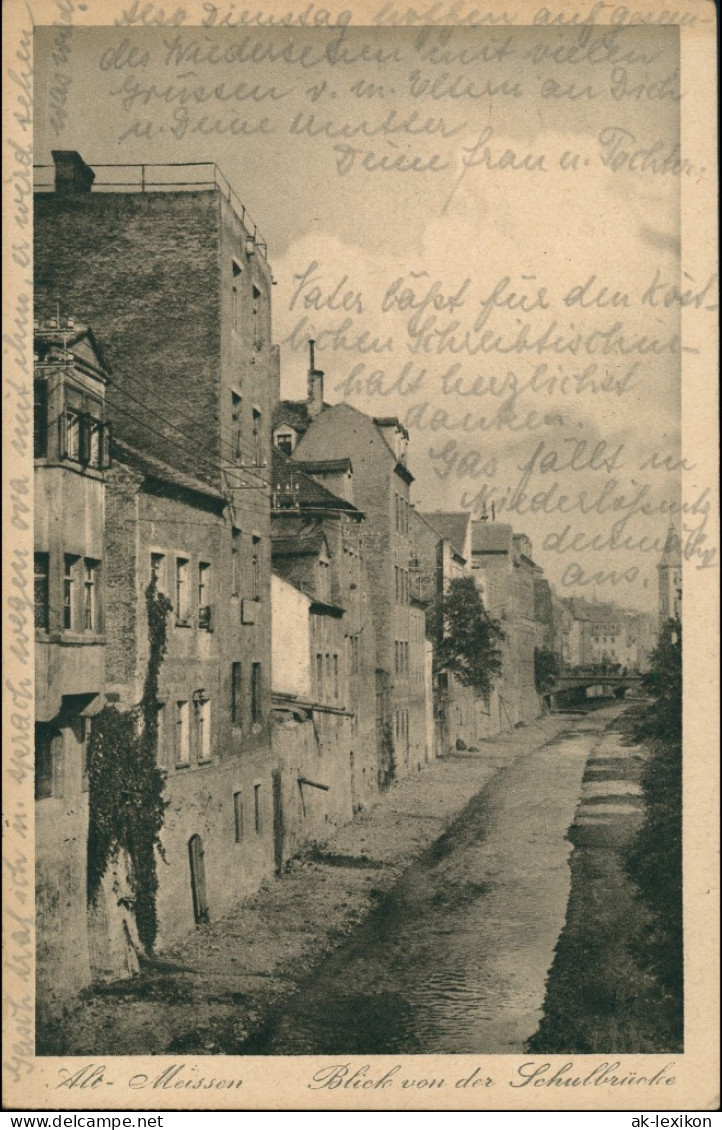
[232,260,242,332]
[198,562,211,628]
[333,654,340,700]
[196,698,211,761]
[315,653,324,701]
[394,493,400,532]
[35,724,60,799]
[63,554,79,629]
[176,701,190,765]
[155,703,166,767]
[231,393,242,461]
[252,537,261,600]
[251,662,262,723]
[175,558,190,624]
[252,408,262,467]
[231,662,242,727]
[234,791,244,842]
[151,552,166,593]
[83,559,99,631]
[232,529,241,596]
[274,428,295,456]
[65,408,81,460]
[252,285,263,350]
[34,380,48,457]
[254,784,261,833]
[395,565,400,603]
[349,634,359,675]
[34,553,49,631]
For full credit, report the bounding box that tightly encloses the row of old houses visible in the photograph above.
[32,151,667,1023]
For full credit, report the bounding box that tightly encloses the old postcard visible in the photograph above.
[2,0,719,1111]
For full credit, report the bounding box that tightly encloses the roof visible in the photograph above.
[272,400,312,434]
[419,511,470,559]
[272,447,361,515]
[373,416,409,440]
[471,521,514,555]
[34,322,111,377]
[271,530,329,560]
[112,437,227,505]
[271,527,340,604]
[294,458,352,475]
[564,597,621,622]
[272,399,332,436]
[292,401,414,483]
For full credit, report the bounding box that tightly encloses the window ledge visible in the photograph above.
[197,758,213,767]
[58,632,107,646]
[175,762,191,770]
[175,620,192,629]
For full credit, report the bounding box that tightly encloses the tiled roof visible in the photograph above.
[112,438,226,504]
[471,521,514,554]
[271,530,328,559]
[294,458,352,475]
[419,511,470,558]
[272,447,361,514]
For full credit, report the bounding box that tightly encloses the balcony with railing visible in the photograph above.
[33,158,268,258]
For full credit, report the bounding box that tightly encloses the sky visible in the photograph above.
[34,20,693,612]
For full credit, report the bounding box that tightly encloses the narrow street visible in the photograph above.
[240,703,625,1055]
[43,704,629,1057]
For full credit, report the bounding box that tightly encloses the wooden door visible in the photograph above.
[188,834,209,924]
[272,770,283,875]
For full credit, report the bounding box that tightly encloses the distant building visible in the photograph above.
[33,319,109,1019]
[470,522,543,727]
[271,448,377,816]
[658,524,682,628]
[273,352,431,781]
[412,511,500,752]
[270,526,353,859]
[561,597,654,671]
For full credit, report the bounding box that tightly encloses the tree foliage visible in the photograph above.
[625,618,683,1039]
[534,646,561,694]
[87,578,172,951]
[435,575,504,701]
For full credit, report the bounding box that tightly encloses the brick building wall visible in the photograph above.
[34,160,280,958]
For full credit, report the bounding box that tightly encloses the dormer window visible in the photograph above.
[273,426,297,456]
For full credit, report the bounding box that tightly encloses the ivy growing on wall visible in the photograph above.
[87,577,173,951]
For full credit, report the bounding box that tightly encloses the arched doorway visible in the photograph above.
[188,834,209,924]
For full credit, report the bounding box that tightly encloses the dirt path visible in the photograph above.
[38,710,613,1057]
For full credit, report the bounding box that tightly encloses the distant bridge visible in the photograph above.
[544,672,644,709]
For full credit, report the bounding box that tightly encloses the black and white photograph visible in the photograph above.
[3,0,718,1111]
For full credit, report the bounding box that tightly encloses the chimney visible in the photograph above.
[307,339,325,419]
[52,151,95,194]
